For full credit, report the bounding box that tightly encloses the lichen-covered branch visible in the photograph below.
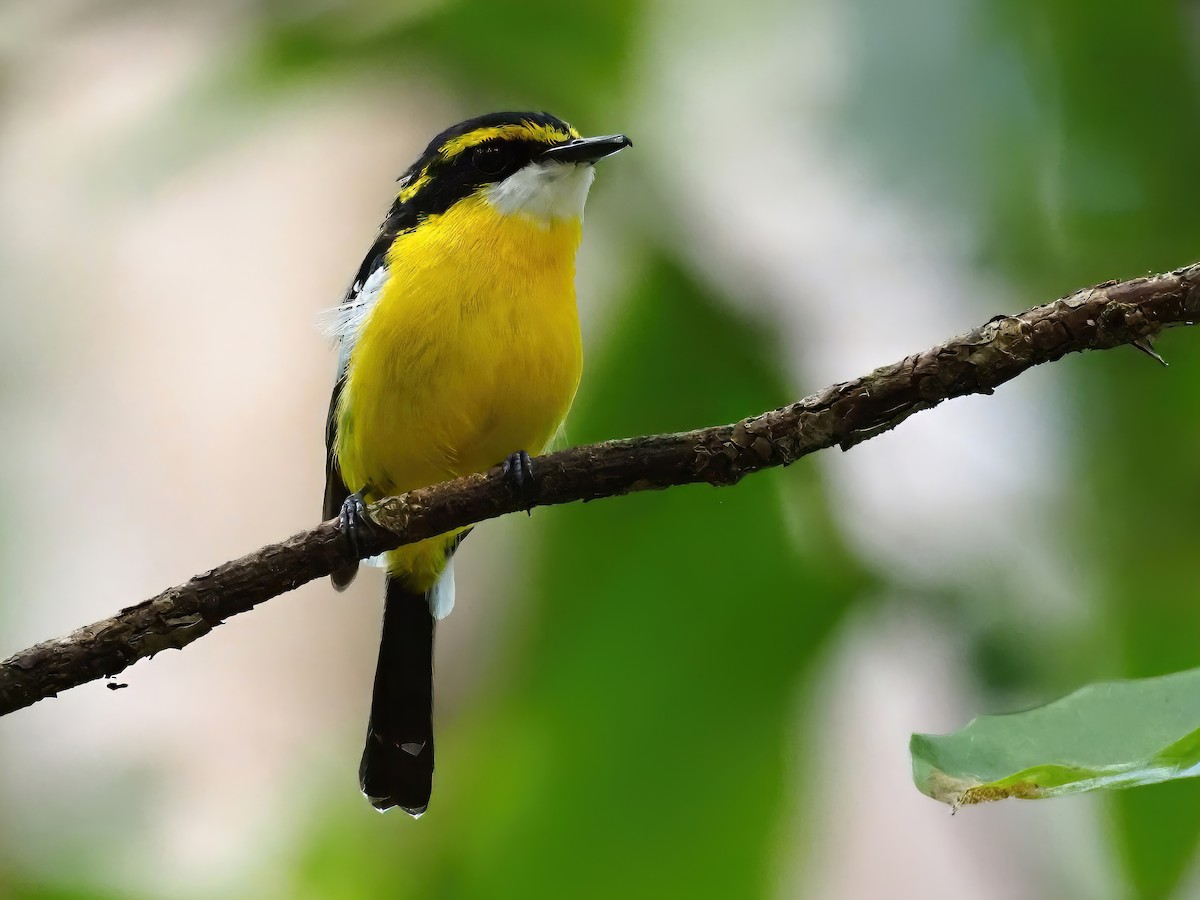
[3,263,1198,717]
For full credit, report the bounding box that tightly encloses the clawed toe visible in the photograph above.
[339,490,372,557]
[501,450,537,512]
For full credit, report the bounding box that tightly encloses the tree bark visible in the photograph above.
[2,263,1197,717]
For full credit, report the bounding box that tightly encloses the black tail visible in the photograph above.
[359,578,435,815]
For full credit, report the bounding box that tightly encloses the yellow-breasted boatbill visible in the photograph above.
[321,112,630,815]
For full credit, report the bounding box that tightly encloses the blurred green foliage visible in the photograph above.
[293,260,867,900]
[246,0,638,121]
[846,1,1200,896]
[462,262,864,898]
[7,0,1200,897]
[999,6,1200,898]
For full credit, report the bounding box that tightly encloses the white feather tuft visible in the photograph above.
[428,557,456,620]
[317,265,389,374]
[484,160,595,223]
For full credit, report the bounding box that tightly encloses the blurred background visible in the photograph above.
[1,0,1198,897]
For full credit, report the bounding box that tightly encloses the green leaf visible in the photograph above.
[912,667,1200,807]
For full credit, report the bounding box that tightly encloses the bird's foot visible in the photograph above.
[501,450,537,513]
[339,489,373,559]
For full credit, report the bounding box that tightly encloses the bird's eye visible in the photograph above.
[472,144,512,176]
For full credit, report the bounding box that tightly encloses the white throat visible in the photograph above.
[484,160,595,224]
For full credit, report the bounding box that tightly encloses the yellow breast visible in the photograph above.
[335,194,584,587]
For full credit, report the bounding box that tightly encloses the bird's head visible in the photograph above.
[392,111,631,226]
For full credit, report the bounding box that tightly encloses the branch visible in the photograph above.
[3,264,1199,717]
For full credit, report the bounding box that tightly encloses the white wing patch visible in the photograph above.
[358,554,453,617]
[317,264,389,376]
[429,557,456,619]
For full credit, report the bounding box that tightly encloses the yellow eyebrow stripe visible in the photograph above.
[437,121,581,158]
[397,120,583,203]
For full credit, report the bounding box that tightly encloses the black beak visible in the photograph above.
[539,134,632,164]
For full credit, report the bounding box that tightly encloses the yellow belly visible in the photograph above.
[335,195,584,589]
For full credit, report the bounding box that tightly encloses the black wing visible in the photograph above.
[324,232,394,590]
[323,373,351,523]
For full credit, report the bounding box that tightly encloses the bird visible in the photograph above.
[320,112,631,816]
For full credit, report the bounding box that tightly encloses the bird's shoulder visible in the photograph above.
[319,200,417,373]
